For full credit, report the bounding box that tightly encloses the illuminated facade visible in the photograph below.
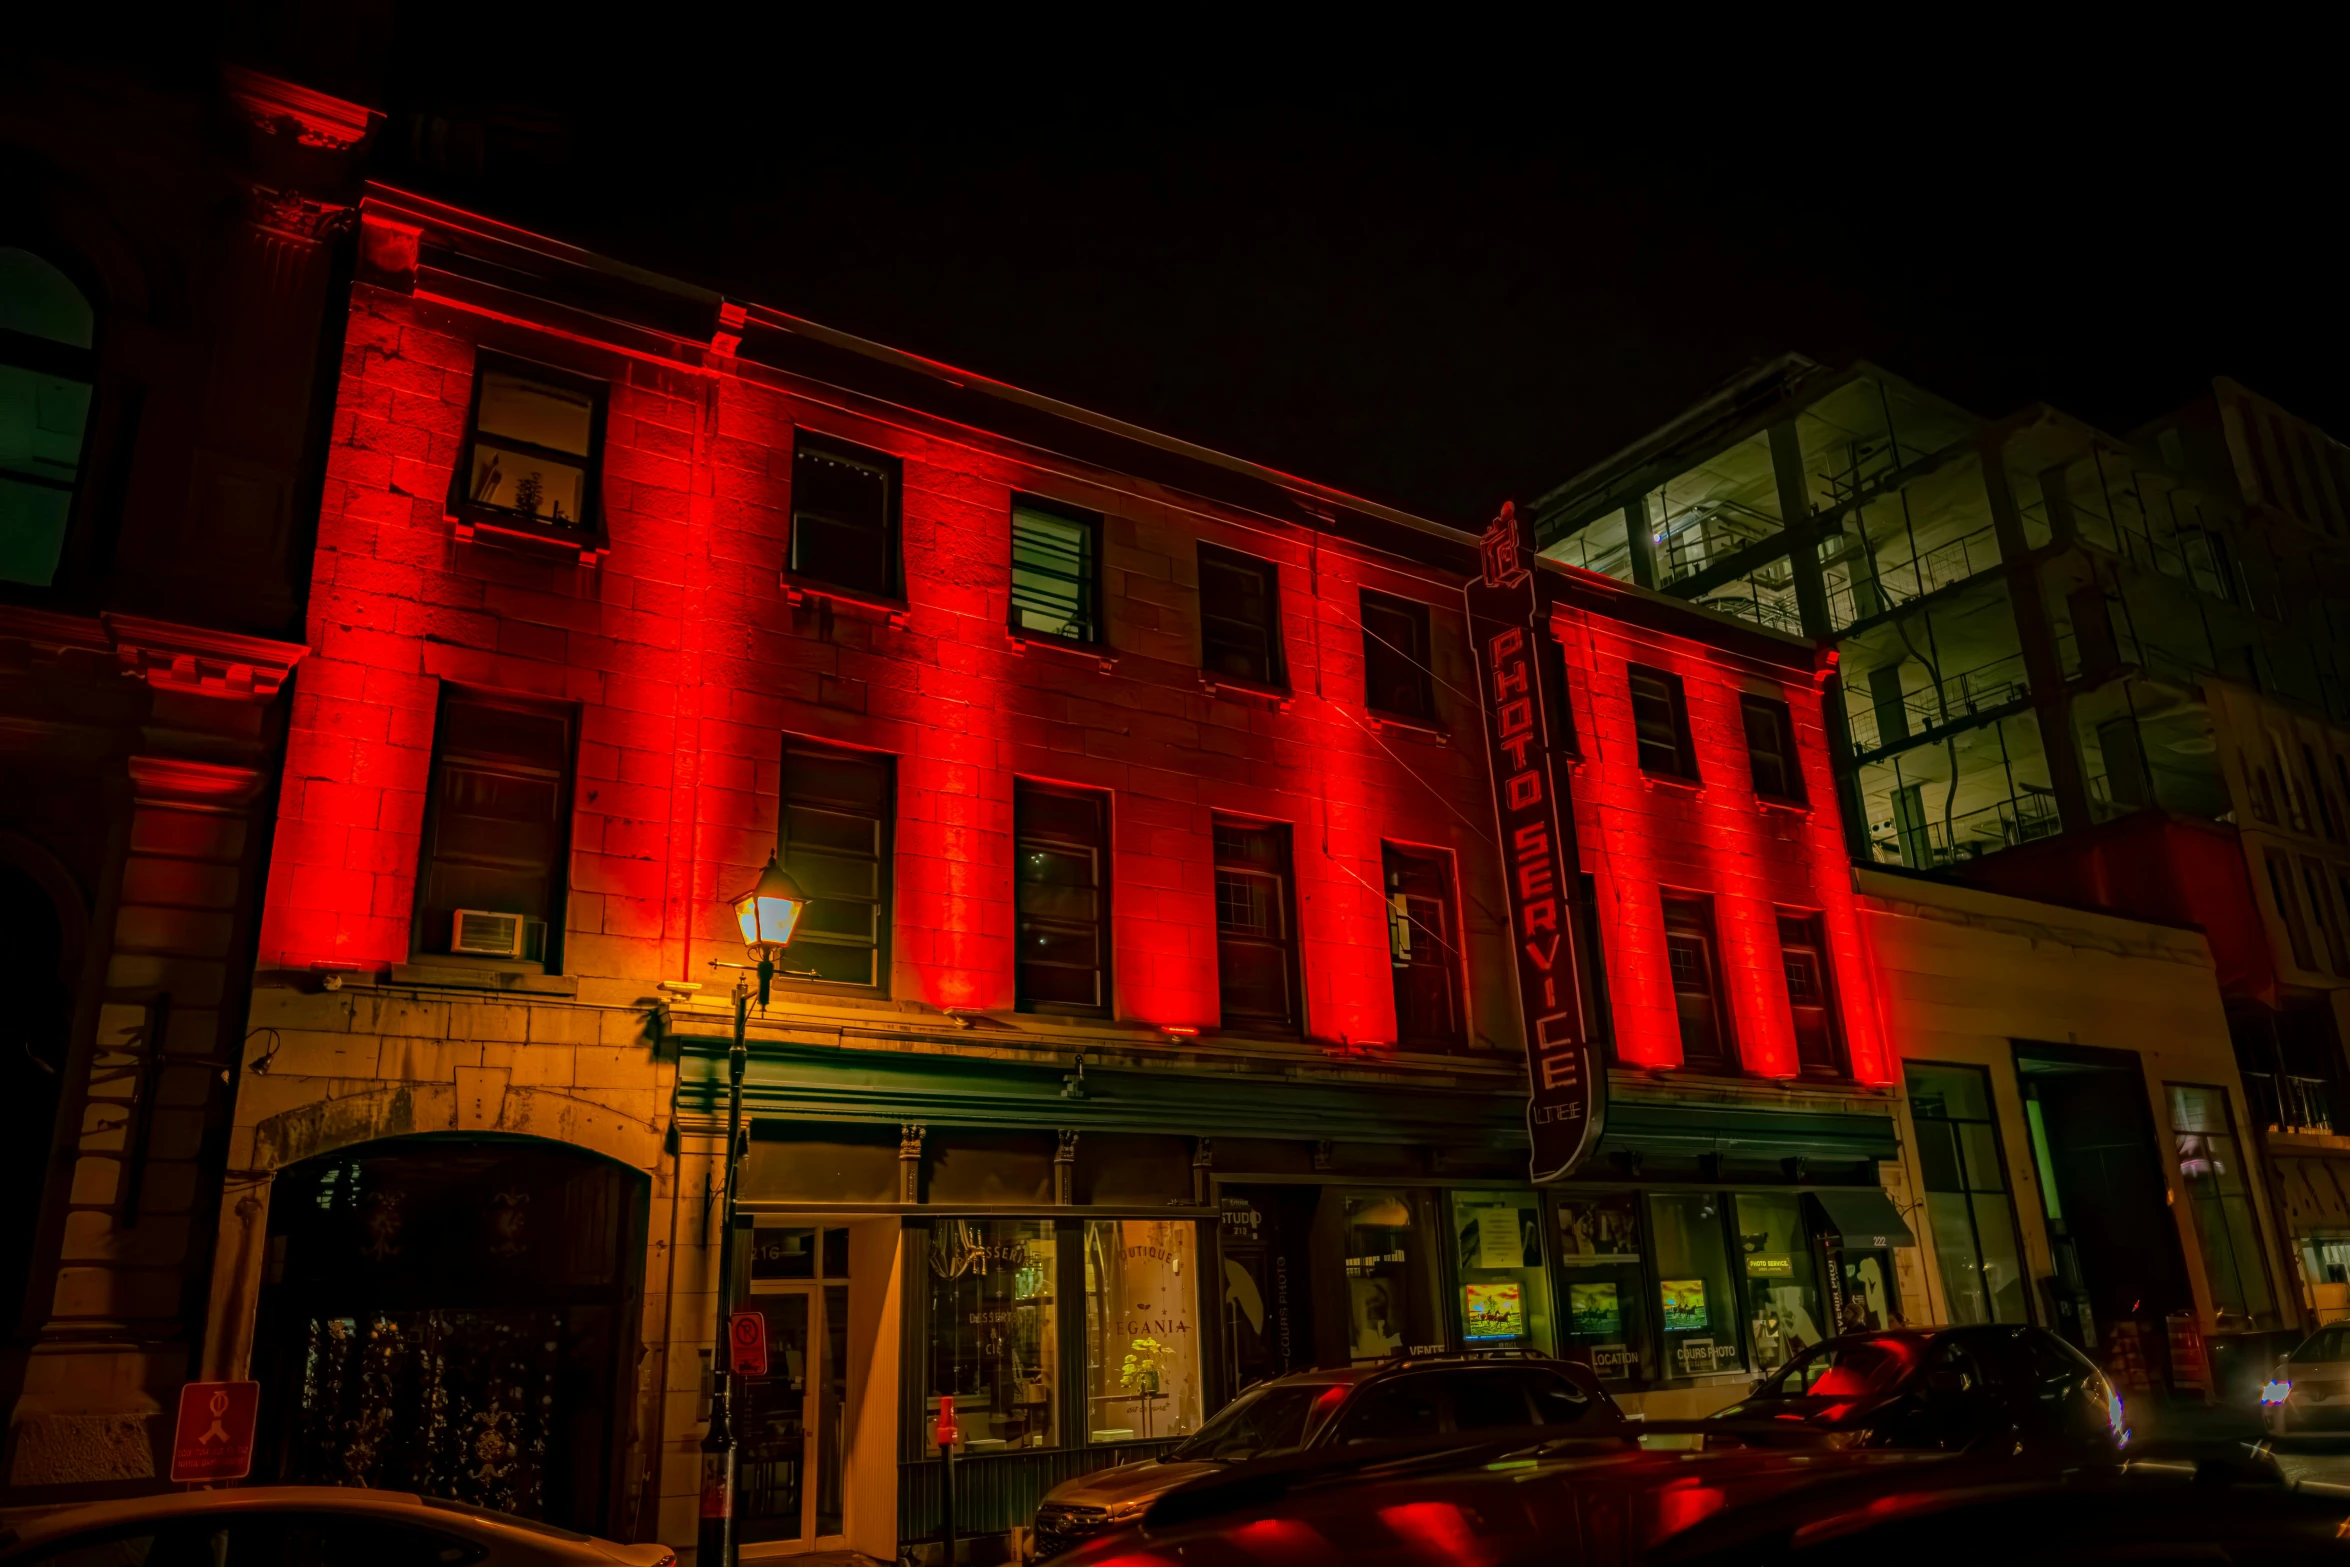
[160,191,1920,1550]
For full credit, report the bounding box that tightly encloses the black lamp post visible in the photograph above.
[697,853,807,1567]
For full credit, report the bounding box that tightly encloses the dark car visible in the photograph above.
[1056,1440,2326,1567]
[1028,1356,1624,1559]
[1704,1325,2124,1458]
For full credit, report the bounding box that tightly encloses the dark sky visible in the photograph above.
[320,14,2349,525]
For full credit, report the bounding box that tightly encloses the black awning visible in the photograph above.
[1807,1187,1917,1249]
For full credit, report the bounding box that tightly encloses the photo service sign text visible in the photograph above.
[1466,502,1605,1182]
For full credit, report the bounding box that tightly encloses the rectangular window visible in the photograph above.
[1553,1194,1651,1382]
[1648,1192,1743,1378]
[1339,1190,1444,1363]
[790,435,901,599]
[414,689,574,967]
[0,249,95,589]
[921,1219,1057,1454]
[1628,665,1697,779]
[1776,913,1841,1075]
[2268,848,2318,970]
[2168,1085,2278,1328]
[1014,782,1110,1014]
[1538,630,1578,756]
[1384,844,1464,1051]
[2304,743,2341,840]
[458,359,604,539]
[1360,589,1435,721]
[2305,856,2350,976]
[779,741,894,988]
[1734,1193,1826,1375]
[1213,818,1300,1032]
[1010,497,1100,644]
[1906,1062,2029,1325]
[1197,543,1284,687]
[1451,1191,1553,1355]
[1662,895,1729,1067]
[1083,1220,1204,1443]
[1740,694,1805,803]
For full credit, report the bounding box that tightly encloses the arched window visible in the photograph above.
[0,246,97,588]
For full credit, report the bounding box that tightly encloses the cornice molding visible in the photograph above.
[98,613,309,703]
[221,66,382,153]
[127,755,267,809]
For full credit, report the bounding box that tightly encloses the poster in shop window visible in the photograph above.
[1464,501,1606,1183]
[1462,1282,1525,1342]
[1660,1278,1709,1333]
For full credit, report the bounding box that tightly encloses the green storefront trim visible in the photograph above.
[668,1034,1897,1166]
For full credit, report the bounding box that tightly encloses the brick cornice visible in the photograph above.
[127,755,267,808]
[98,614,310,703]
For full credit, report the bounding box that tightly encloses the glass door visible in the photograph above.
[738,1284,850,1554]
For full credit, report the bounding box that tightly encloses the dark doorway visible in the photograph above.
[0,861,74,1333]
[251,1136,648,1532]
[2014,1043,2193,1369]
[1217,1186,1318,1396]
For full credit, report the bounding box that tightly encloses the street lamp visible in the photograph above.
[700,853,807,1567]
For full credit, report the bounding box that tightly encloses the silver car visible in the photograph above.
[1027,1356,1622,1560]
[2265,1323,2350,1434]
[0,1486,677,1567]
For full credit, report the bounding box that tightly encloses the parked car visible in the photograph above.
[0,1487,675,1567]
[1703,1326,2125,1459]
[1028,1355,1624,1560]
[2262,1321,2350,1434]
[1054,1437,2317,1567]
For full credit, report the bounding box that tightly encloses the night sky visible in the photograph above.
[266,14,2350,526]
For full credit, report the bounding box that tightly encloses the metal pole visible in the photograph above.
[698,983,750,1567]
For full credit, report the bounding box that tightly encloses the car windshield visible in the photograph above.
[1754,1336,1923,1401]
[1167,1381,1335,1462]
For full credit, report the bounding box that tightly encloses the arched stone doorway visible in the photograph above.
[249,1135,648,1533]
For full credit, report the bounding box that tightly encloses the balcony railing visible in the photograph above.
[2244,1070,2337,1137]
[1867,787,2061,869]
[1824,522,2003,631]
[1846,651,2031,756]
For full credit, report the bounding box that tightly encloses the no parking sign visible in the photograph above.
[728,1310,768,1377]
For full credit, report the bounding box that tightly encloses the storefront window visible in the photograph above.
[1648,1193,1743,1379]
[923,1219,1057,1454]
[1733,1194,1825,1374]
[1084,1220,1203,1443]
[2169,1085,2279,1328]
[1553,1194,1651,1382]
[1341,1190,1441,1363]
[1906,1062,2028,1323]
[1449,1191,1554,1356]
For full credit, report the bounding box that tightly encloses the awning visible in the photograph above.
[1807,1188,1916,1249]
[1596,1098,1900,1165]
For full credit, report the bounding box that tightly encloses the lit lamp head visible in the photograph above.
[731,853,807,1005]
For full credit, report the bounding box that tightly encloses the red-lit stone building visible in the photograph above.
[170,186,1917,1555]
[1,61,373,1496]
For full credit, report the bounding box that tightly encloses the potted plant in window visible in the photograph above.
[1120,1338,1168,1439]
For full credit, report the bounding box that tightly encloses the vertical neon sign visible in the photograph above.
[1466,502,1605,1182]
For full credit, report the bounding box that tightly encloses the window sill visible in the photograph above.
[1640,771,1703,794]
[1008,629,1116,672]
[781,572,910,627]
[389,961,579,996]
[1197,671,1292,711]
[449,506,609,567]
[1757,794,1811,816]
[1365,709,1448,745]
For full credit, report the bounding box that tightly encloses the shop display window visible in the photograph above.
[1449,1192,1554,1355]
[1648,1193,1744,1379]
[1341,1190,1442,1363]
[1907,1062,2029,1324]
[2169,1084,2279,1329]
[1084,1220,1203,1443]
[922,1219,1058,1454]
[1733,1194,1826,1374]
[1552,1194,1652,1382]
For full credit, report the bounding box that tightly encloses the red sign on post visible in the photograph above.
[728,1310,768,1377]
[170,1381,259,1483]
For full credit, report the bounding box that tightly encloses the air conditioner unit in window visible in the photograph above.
[451,909,524,957]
